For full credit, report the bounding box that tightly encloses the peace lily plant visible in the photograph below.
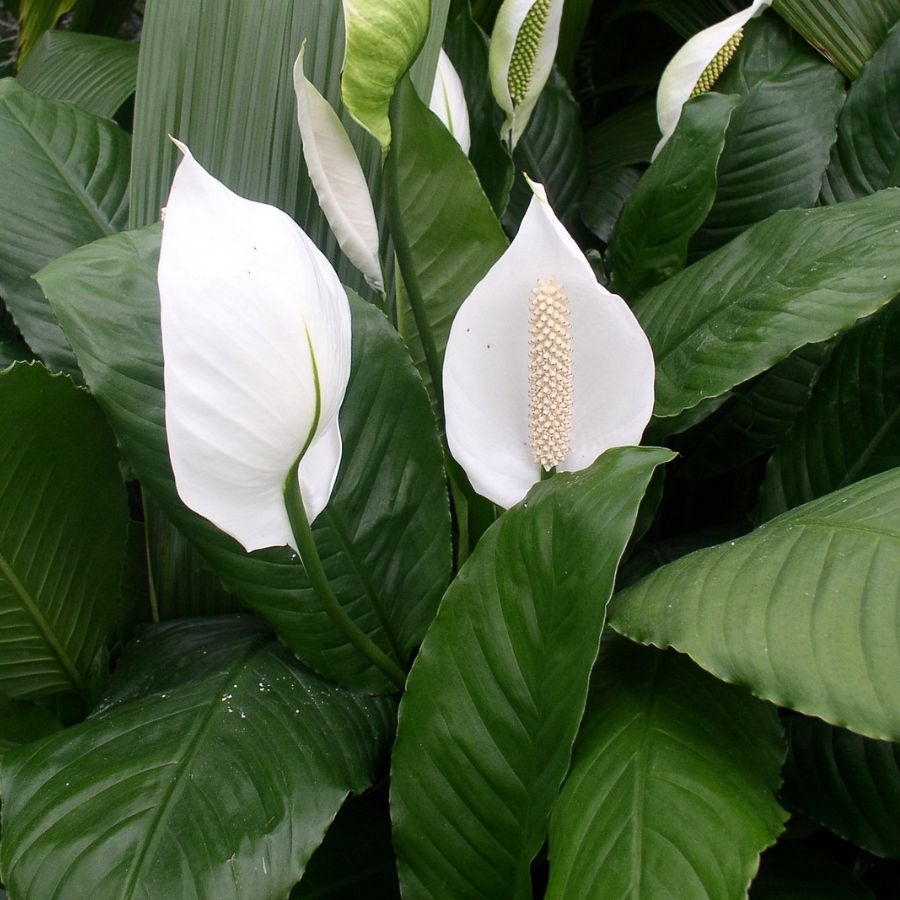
[444,180,655,508]
[5,1,900,897]
[654,0,774,157]
[158,139,404,688]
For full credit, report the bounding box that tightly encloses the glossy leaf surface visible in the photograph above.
[759,302,900,520]
[611,469,900,741]
[38,228,450,694]
[17,30,138,117]
[0,617,396,899]
[392,447,673,899]
[0,363,127,700]
[783,716,900,859]
[607,92,739,301]
[0,78,129,375]
[547,640,787,899]
[636,189,900,422]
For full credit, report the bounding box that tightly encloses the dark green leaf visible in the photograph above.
[610,468,900,741]
[0,300,31,369]
[679,341,834,479]
[0,362,127,700]
[584,98,658,177]
[634,0,743,37]
[783,716,900,859]
[0,78,129,375]
[17,31,138,117]
[0,696,60,757]
[38,227,451,694]
[443,9,514,215]
[387,75,507,401]
[822,21,900,203]
[14,0,75,63]
[547,639,787,899]
[0,617,396,898]
[391,447,673,899]
[581,165,642,244]
[690,17,845,256]
[759,302,900,520]
[505,67,586,234]
[636,189,900,423]
[773,0,900,79]
[607,92,739,301]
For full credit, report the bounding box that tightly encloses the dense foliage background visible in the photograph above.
[0,0,899,897]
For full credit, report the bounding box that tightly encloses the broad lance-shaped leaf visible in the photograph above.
[386,75,508,401]
[38,227,450,695]
[391,447,673,899]
[822,20,900,204]
[637,188,900,424]
[17,30,139,118]
[782,716,900,859]
[0,78,129,376]
[547,639,787,900]
[0,363,128,701]
[0,617,396,898]
[689,16,845,256]
[0,695,61,757]
[341,0,431,148]
[759,301,900,521]
[610,468,900,742]
[607,92,739,301]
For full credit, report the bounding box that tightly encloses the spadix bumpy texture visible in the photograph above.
[429,49,471,155]
[158,142,352,554]
[489,0,564,148]
[443,181,655,509]
[293,46,384,291]
[654,0,772,159]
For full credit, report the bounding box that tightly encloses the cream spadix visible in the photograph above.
[489,0,564,148]
[293,45,384,291]
[654,0,773,158]
[443,180,655,508]
[429,49,471,154]
[158,141,351,553]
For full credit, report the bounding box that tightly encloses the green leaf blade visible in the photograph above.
[391,447,673,899]
[0,363,127,700]
[637,189,900,423]
[610,469,900,741]
[547,640,787,900]
[0,617,396,898]
[0,78,130,375]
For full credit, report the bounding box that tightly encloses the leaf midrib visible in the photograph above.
[119,633,272,898]
[0,547,86,696]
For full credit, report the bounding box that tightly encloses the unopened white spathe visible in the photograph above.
[429,49,471,154]
[158,141,352,552]
[293,45,384,291]
[654,0,773,158]
[489,0,564,148]
[442,180,655,508]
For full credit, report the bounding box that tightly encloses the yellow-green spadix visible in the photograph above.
[158,140,352,553]
[489,0,564,148]
[442,180,655,508]
[654,0,773,158]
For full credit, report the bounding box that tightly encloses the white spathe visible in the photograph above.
[489,0,564,148]
[654,0,773,158]
[293,45,384,291]
[443,180,655,508]
[158,141,352,553]
[429,49,471,154]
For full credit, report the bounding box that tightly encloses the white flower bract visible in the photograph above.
[654,0,773,158]
[442,180,655,508]
[429,49,471,155]
[158,141,352,553]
